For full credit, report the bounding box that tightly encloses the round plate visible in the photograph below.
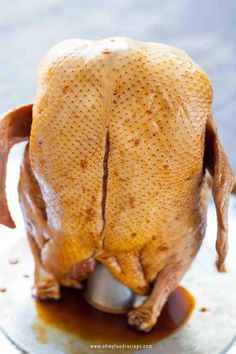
[0,197,236,354]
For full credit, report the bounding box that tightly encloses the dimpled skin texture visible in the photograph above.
[29,37,213,295]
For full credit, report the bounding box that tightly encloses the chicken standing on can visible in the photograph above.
[0,37,234,332]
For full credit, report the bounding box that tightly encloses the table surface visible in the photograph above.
[0,1,235,353]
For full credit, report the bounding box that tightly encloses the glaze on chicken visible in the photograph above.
[0,38,234,332]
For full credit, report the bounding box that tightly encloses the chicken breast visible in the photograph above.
[0,37,234,331]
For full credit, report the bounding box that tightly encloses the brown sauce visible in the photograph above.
[35,285,195,345]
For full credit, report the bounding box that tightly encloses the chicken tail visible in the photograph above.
[205,114,235,272]
[0,104,33,228]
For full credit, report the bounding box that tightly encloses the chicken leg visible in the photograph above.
[19,144,96,298]
[128,247,198,331]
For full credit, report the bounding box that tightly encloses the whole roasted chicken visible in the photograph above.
[0,38,234,332]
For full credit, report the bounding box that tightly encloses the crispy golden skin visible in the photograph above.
[29,38,214,288]
[0,38,234,331]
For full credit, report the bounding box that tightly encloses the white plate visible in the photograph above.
[0,144,235,354]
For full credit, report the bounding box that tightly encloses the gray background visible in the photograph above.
[0,0,236,169]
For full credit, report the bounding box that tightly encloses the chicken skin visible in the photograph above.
[0,37,234,332]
